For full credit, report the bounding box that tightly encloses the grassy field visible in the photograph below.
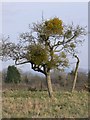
[2,89,89,118]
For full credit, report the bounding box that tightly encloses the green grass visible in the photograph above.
[2,90,89,118]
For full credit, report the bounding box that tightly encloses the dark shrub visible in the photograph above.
[6,65,21,84]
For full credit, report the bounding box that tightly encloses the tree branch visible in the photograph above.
[65,34,77,44]
[31,63,46,75]
[52,41,63,48]
[15,60,30,65]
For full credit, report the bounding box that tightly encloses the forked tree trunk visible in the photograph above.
[72,55,80,92]
[46,72,53,98]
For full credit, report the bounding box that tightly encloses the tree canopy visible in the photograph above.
[1,17,86,73]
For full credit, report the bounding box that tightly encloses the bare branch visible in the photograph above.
[15,60,30,65]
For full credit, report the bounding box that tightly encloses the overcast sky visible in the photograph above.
[1,2,88,72]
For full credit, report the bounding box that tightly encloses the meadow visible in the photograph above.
[2,89,89,118]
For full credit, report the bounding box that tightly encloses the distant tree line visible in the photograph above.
[2,65,89,92]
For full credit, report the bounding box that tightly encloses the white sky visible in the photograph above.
[0,2,88,72]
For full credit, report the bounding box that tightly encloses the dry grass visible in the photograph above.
[2,90,89,118]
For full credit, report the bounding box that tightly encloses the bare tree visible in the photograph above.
[72,54,80,92]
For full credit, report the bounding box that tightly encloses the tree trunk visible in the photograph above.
[46,72,53,98]
[72,55,80,92]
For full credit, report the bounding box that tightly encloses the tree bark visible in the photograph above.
[46,72,53,98]
[72,55,80,92]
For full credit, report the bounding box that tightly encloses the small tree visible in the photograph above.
[72,54,80,92]
[1,17,86,97]
[6,65,21,84]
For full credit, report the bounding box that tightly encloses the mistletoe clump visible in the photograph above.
[44,17,63,35]
[26,44,49,65]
